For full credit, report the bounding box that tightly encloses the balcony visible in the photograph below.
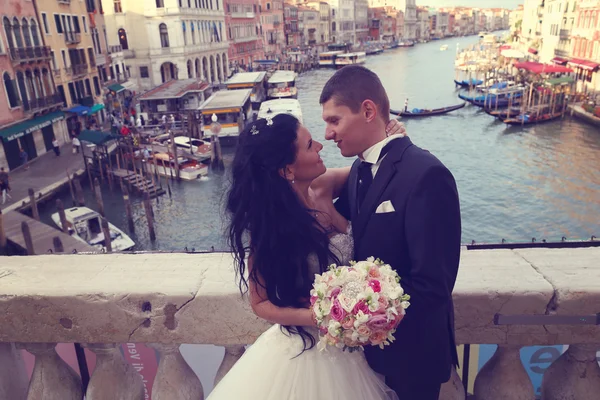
[8,46,52,64]
[554,48,570,57]
[69,63,88,76]
[233,35,259,44]
[94,53,107,66]
[230,11,255,19]
[64,32,82,45]
[123,49,136,59]
[108,45,123,55]
[52,68,61,77]
[0,248,599,400]
[23,93,64,113]
[559,29,571,39]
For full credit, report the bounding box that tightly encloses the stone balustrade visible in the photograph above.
[0,248,599,400]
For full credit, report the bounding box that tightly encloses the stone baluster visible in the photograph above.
[439,366,466,400]
[214,345,246,387]
[0,343,29,400]
[541,344,600,400]
[20,343,83,400]
[149,343,203,400]
[473,344,535,400]
[84,343,144,400]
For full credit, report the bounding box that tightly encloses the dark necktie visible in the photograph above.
[357,140,395,210]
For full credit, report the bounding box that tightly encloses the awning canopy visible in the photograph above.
[513,61,573,74]
[107,83,126,94]
[568,58,600,71]
[66,105,91,116]
[89,104,105,114]
[0,111,65,142]
[551,57,569,65]
[78,130,120,146]
[528,47,538,55]
[545,76,575,86]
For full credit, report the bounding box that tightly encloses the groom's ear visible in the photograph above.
[361,100,378,123]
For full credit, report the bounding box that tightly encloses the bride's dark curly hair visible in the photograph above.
[226,114,338,350]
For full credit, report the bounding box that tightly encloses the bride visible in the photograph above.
[207,114,406,400]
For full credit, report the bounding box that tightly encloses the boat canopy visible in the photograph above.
[513,62,573,74]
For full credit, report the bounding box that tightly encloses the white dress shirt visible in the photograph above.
[360,135,403,178]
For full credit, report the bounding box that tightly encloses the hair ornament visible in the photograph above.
[251,125,259,135]
[266,117,273,126]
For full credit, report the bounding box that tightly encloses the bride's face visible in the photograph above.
[288,124,326,183]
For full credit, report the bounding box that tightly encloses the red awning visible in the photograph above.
[499,45,512,51]
[513,61,573,74]
[551,57,568,65]
[568,58,600,71]
[528,47,538,55]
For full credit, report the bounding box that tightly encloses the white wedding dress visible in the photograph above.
[208,225,398,400]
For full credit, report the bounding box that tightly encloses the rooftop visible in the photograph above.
[199,89,252,111]
[225,72,266,85]
[268,70,297,84]
[139,79,210,101]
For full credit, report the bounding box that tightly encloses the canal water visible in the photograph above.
[39,35,600,251]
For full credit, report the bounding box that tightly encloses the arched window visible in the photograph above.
[13,18,23,48]
[41,69,53,96]
[3,17,14,49]
[16,71,28,109]
[22,18,32,47]
[30,19,40,46]
[267,3,271,10]
[118,28,129,50]
[3,72,20,108]
[159,23,169,47]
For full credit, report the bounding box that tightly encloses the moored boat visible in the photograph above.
[51,207,135,252]
[390,102,466,117]
[334,52,367,67]
[147,152,208,181]
[257,99,303,123]
[504,111,564,125]
[267,71,297,99]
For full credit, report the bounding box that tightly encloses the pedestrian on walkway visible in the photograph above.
[19,148,29,170]
[0,167,11,205]
[72,136,81,154]
[52,137,60,156]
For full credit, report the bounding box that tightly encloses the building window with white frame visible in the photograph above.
[41,13,50,34]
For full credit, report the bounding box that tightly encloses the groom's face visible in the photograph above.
[322,99,367,158]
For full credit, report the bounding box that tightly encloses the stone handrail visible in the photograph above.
[0,248,599,399]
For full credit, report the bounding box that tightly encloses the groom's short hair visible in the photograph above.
[319,65,390,120]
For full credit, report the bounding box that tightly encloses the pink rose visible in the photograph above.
[341,316,355,330]
[329,287,341,299]
[377,296,389,312]
[356,324,372,338]
[368,279,382,293]
[326,333,339,345]
[319,326,328,335]
[330,299,346,322]
[342,330,355,347]
[387,312,405,330]
[369,330,388,345]
[368,266,381,279]
[367,314,390,332]
[310,296,318,306]
[352,300,370,315]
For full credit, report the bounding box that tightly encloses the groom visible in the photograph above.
[321,66,461,399]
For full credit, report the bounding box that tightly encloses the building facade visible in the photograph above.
[416,6,429,41]
[298,6,320,46]
[328,0,355,44]
[225,0,264,67]
[305,1,331,45]
[101,0,229,91]
[0,0,70,171]
[355,0,369,43]
[260,0,285,59]
[570,0,600,92]
[284,3,302,47]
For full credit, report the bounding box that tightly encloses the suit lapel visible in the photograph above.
[353,137,414,243]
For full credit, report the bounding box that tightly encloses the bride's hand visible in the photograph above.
[385,119,407,137]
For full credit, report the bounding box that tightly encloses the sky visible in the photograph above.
[423,0,522,9]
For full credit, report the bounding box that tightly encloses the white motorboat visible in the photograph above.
[334,52,367,67]
[257,99,303,124]
[51,207,135,252]
[147,152,208,181]
[267,71,298,99]
[440,45,449,51]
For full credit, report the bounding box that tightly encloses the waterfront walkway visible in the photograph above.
[570,104,600,127]
[1,143,85,213]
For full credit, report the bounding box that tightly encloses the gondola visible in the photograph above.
[390,102,466,117]
[483,106,523,120]
[503,112,563,125]
[454,79,483,88]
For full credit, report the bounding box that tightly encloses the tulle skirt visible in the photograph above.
[208,324,398,400]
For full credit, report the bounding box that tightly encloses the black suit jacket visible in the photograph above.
[336,137,461,384]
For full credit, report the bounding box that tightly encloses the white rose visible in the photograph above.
[354,311,369,326]
[337,293,356,313]
[401,301,410,310]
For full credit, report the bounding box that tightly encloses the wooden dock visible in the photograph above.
[2,211,95,254]
[111,169,166,199]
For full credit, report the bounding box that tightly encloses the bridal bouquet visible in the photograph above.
[310,257,410,352]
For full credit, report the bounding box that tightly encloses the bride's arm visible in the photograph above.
[311,167,351,199]
[248,255,316,327]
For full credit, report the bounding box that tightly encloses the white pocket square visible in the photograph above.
[375,200,395,214]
